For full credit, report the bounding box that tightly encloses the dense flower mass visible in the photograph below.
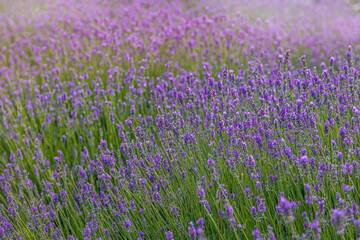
[1,0,360,239]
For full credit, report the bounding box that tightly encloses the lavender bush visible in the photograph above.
[1,0,360,239]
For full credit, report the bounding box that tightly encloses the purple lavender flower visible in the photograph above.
[276,196,295,224]
[165,231,174,240]
[331,209,345,235]
[309,218,321,240]
[188,222,196,240]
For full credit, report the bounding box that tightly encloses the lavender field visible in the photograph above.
[1,0,360,239]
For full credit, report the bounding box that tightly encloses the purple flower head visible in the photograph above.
[277,196,295,224]
[17,149,23,160]
[196,218,205,237]
[337,151,343,165]
[125,119,133,128]
[355,219,360,235]
[123,219,131,228]
[331,208,345,235]
[188,222,196,240]
[309,218,321,240]
[165,231,174,240]
[252,226,260,239]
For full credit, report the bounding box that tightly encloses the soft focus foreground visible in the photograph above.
[1,0,360,239]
